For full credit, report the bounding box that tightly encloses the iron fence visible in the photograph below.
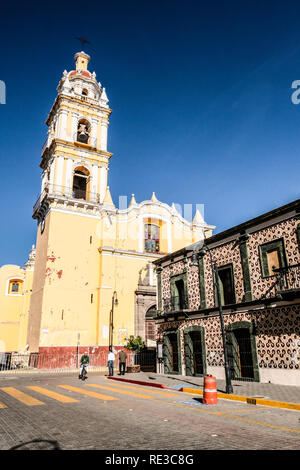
[0,350,157,373]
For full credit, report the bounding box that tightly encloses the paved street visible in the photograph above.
[0,372,299,451]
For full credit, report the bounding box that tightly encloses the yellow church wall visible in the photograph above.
[97,251,156,346]
[29,209,102,349]
[0,265,24,352]
[17,267,34,351]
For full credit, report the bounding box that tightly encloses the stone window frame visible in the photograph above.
[163,329,182,375]
[226,321,260,382]
[183,325,207,377]
[259,238,287,278]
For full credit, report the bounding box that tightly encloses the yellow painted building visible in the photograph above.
[0,51,214,364]
[0,247,35,354]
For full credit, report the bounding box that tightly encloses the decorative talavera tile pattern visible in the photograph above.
[254,304,300,370]
[247,219,300,300]
[158,304,300,370]
[186,264,200,310]
[203,241,245,308]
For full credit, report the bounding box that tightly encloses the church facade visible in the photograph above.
[0,52,214,367]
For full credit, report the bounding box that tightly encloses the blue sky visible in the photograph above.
[0,0,300,266]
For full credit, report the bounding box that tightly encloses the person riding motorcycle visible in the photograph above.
[79,351,89,379]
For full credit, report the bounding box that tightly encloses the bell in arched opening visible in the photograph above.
[77,119,90,144]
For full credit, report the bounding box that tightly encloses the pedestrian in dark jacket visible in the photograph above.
[118,349,127,375]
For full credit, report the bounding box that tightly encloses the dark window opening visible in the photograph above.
[189,331,204,375]
[175,279,185,310]
[217,265,235,306]
[227,328,254,380]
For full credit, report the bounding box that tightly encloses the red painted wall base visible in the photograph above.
[36,346,128,369]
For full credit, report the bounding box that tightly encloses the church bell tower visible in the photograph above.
[27,52,114,352]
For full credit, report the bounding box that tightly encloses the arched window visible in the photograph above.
[76,119,90,144]
[7,279,23,295]
[144,224,159,253]
[145,306,157,344]
[72,166,90,200]
[82,88,88,96]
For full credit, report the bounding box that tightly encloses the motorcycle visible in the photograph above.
[79,364,88,380]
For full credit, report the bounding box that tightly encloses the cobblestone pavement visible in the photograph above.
[0,372,299,451]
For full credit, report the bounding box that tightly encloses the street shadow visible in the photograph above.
[9,439,61,450]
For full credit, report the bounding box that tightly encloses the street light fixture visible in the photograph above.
[110,291,118,349]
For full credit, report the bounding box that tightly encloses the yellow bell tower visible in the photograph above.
[27,52,113,352]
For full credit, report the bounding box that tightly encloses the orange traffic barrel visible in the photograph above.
[202,374,218,405]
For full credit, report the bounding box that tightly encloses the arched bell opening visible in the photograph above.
[76,119,90,144]
[72,166,90,201]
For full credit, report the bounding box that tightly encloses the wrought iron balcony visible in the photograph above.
[32,183,102,219]
[163,295,189,314]
[262,264,300,300]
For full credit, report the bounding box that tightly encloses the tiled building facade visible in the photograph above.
[153,200,300,386]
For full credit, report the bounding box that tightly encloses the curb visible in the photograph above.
[180,387,300,411]
[107,376,167,388]
[106,377,300,411]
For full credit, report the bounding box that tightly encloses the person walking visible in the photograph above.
[107,346,115,376]
[118,349,127,375]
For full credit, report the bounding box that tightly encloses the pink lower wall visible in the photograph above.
[36,346,129,369]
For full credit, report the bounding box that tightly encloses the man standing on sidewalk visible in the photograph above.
[107,346,115,376]
[118,349,127,375]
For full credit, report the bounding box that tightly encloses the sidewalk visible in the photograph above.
[107,372,300,410]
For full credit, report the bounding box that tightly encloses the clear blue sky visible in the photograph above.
[1,0,300,266]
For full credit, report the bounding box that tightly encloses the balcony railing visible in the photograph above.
[262,264,300,299]
[163,295,189,314]
[33,183,102,215]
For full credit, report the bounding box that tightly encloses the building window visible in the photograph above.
[8,279,23,295]
[259,238,287,278]
[144,224,159,253]
[145,306,157,344]
[216,264,236,306]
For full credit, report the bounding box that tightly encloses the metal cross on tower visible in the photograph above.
[75,37,91,50]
